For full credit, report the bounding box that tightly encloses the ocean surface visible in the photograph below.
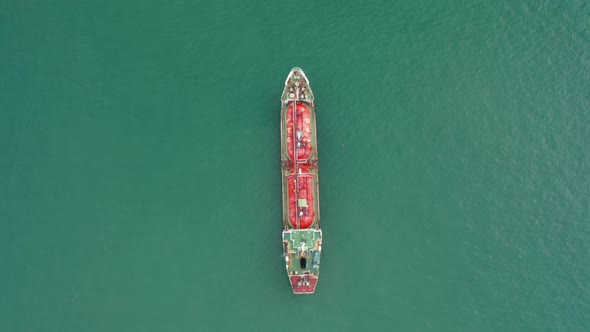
[1,1,589,331]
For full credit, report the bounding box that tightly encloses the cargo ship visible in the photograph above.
[280,68,322,294]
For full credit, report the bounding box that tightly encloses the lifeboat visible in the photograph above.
[287,166,315,229]
[286,103,313,161]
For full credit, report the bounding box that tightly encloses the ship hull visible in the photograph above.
[280,68,321,294]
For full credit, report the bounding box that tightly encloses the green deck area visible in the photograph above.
[283,229,322,276]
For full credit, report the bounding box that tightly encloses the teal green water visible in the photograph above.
[1,1,589,331]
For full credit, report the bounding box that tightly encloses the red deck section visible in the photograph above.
[289,276,318,294]
[287,166,315,229]
[286,103,313,161]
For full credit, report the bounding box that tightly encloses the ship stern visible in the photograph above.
[282,229,322,294]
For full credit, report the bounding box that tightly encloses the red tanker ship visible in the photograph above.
[280,68,322,294]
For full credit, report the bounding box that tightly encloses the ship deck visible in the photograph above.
[280,68,321,294]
